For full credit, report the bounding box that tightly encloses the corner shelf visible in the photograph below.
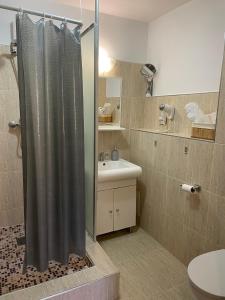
[98,125,126,132]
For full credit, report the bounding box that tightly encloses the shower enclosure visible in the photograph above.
[0,0,98,296]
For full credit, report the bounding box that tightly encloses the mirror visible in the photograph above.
[98,77,122,127]
[138,3,225,142]
[97,1,225,141]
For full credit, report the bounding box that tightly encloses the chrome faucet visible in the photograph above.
[99,152,105,162]
[99,152,110,161]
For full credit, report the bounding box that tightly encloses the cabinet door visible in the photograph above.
[114,186,136,231]
[96,190,114,235]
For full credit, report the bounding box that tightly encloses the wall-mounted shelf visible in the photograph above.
[98,125,126,131]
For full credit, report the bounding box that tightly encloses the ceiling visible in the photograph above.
[59,0,191,22]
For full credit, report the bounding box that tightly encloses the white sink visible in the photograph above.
[98,159,142,182]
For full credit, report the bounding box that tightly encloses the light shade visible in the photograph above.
[99,47,115,75]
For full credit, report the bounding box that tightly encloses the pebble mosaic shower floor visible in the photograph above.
[0,224,91,296]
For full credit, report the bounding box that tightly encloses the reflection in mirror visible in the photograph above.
[138,37,225,141]
[98,77,122,127]
[139,3,225,142]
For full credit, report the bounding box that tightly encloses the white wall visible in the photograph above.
[147,0,225,96]
[100,13,148,63]
[0,0,148,63]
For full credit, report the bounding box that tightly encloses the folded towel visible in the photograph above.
[185,102,216,124]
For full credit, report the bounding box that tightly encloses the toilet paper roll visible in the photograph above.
[181,184,195,193]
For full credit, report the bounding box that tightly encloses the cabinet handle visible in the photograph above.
[109,210,113,214]
[116,209,120,213]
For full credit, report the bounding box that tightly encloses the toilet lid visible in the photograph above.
[188,249,225,297]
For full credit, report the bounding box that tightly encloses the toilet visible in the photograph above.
[188,250,225,299]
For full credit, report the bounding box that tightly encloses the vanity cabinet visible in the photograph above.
[96,190,114,235]
[96,180,136,236]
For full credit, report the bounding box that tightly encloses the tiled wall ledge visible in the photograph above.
[131,128,215,143]
[0,235,119,300]
[143,92,219,138]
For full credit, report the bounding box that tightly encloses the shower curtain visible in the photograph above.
[16,13,85,272]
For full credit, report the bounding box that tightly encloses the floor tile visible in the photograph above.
[99,228,192,300]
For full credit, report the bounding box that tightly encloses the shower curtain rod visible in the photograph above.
[0,4,83,26]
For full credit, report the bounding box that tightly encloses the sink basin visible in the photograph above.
[98,159,142,182]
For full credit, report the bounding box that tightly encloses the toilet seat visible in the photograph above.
[188,249,225,298]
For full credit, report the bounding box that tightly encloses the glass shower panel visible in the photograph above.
[81,28,96,239]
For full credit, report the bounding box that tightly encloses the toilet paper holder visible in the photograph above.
[180,184,201,193]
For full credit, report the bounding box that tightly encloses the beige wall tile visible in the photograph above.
[165,177,186,221]
[147,168,167,211]
[142,131,155,169]
[143,99,158,129]
[167,136,189,180]
[183,190,209,235]
[182,228,205,265]
[0,45,23,226]
[210,143,225,196]
[120,97,131,128]
[112,130,130,160]
[205,193,225,251]
[0,209,9,227]
[215,94,225,144]
[136,131,225,265]
[7,131,23,172]
[136,166,147,218]
[0,93,6,132]
[139,201,151,235]
[0,133,8,171]
[130,130,146,167]
[106,61,146,99]
[4,92,20,123]
[98,77,106,107]
[98,131,130,160]
[162,215,204,265]
[139,168,167,243]
[98,132,104,155]
[102,131,113,155]
[129,97,145,129]
[7,171,24,209]
[152,134,170,174]
[160,213,187,263]
[148,204,165,244]
[187,139,214,190]
[0,171,9,210]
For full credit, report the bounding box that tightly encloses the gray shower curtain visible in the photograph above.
[16,13,85,272]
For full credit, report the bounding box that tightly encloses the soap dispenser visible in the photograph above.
[111,146,119,161]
